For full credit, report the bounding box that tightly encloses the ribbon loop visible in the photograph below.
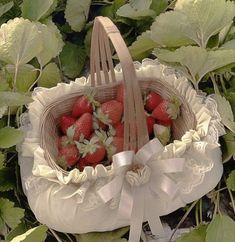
[97,138,185,242]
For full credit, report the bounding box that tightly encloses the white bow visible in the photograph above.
[97,138,185,242]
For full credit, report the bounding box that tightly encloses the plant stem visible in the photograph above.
[169,200,198,242]
[13,63,19,92]
[28,67,43,92]
[219,74,227,95]
[7,106,11,126]
[199,199,203,224]
[195,202,200,226]
[210,73,220,95]
[49,229,63,242]
[227,187,235,214]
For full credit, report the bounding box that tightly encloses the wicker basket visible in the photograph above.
[19,16,224,241]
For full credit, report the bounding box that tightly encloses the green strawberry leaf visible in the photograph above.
[0,91,33,107]
[10,225,48,242]
[0,18,42,65]
[0,2,13,18]
[220,131,235,163]
[150,0,168,16]
[117,0,155,20]
[128,30,159,60]
[150,0,235,48]
[177,224,207,242]
[65,0,91,32]
[226,170,235,191]
[4,64,38,92]
[75,227,129,242]
[206,214,235,242]
[213,94,235,134]
[60,42,86,78]
[21,0,54,21]
[0,127,24,148]
[0,198,24,231]
[6,223,28,241]
[38,63,61,88]
[155,46,235,87]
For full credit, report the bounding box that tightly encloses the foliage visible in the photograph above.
[0,0,234,241]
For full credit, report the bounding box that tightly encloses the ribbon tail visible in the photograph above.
[129,186,145,242]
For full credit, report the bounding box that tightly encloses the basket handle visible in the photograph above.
[90,16,149,151]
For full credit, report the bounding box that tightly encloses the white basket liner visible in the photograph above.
[19,59,225,233]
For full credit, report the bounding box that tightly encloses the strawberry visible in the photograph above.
[59,115,76,134]
[72,90,99,118]
[153,124,171,146]
[145,91,163,112]
[112,137,124,154]
[67,113,93,141]
[96,100,123,125]
[58,136,74,149]
[116,84,124,104]
[58,144,79,167]
[76,137,106,164]
[113,122,124,137]
[152,97,181,123]
[146,116,155,135]
[157,119,172,126]
[105,136,124,159]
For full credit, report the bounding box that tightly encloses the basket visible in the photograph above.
[19,17,225,241]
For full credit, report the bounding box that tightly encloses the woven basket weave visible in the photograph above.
[40,17,196,175]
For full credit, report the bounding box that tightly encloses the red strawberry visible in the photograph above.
[113,122,124,137]
[59,115,76,134]
[158,119,172,126]
[67,113,93,141]
[152,97,181,123]
[97,100,123,125]
[112,137,124,154]
[72,91,99,118]
[76,137,106,164]
[145,91,163,112]
[58,144,79,167]
[116,84,124,104]
[58,136,74,149]
[146,116,155,135]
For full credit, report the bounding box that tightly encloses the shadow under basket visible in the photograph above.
[40,79,197,176]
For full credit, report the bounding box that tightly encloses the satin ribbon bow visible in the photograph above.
[97,138,185,242]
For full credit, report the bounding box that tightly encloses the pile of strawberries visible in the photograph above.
[57,84,181,171]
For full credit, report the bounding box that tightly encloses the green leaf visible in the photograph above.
[0,106,7,119]
[177,224,207,242]
[206,214,235,242]
[227,170,235,191]
[4,64,38,92]
[0,91,33,107]
[21,0,54,21]
[213,94,235,134]
[0,127,24,148]
[75,227,129,242]
[35,21,64,67]
[11,225,48,242]
[0,168,15,191]
[117,0,156,20]
[221,131,235,163]
[0,2,13,18]
[0,18,42,65]
[155,46,235,86]
[0,198,24,231]
[129,30,159,60]
[221,40,235,51]
[65,0,91,32]
[60,42,86,78]
[38,63,61,88]
[0,152,5,170]
[6,223,28,241]
[150,0,168,16]
[150,0,235,48]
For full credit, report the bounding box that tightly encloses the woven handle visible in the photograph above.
[90,17,149,151]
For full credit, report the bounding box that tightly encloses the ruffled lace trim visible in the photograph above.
[20,59,224,207]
